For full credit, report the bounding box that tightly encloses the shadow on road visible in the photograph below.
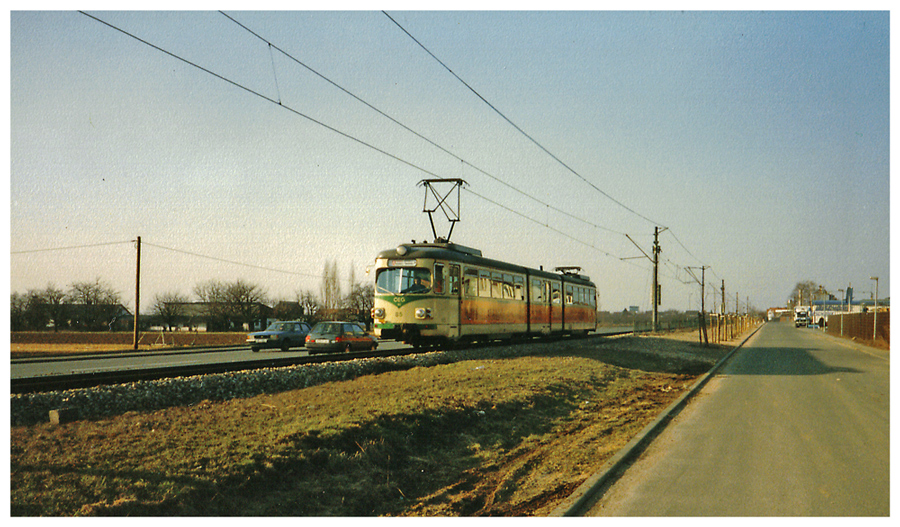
[725,345,860,376]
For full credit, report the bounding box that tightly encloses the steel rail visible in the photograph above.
[10,329,640,394]
[9,347,417,395]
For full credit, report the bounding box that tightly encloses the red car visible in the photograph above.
[305,321,378,353]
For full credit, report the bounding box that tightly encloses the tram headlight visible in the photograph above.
[396,245,408,256]
[372,307,385,319]
[415,308,432,319]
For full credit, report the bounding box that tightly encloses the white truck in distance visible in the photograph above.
[794,309,810,328]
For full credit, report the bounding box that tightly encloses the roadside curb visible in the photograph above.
[548,324,765,517]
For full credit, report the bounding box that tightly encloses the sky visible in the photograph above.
[7,7,892,316]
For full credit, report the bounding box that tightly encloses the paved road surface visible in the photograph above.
[11,326,634,379]
[585,321,889,516]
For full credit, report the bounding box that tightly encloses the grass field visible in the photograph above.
[10,330,744,516]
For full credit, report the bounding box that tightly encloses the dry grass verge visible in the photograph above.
[10,330,746,516]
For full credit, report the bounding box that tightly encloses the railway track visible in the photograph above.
[11,330,637,395]
[9,347,418,395]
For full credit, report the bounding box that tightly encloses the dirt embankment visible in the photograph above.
[10,330,748,516]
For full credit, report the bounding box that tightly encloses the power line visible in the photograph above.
[219,11,628,237]
[382,10,665,229]
[80,12,717,297]
[10,240,133,254]
[78,11,445,183]
[141,241,326,280]
[379,12,729,296]
[465,188,650,270]
[80,11,634,265]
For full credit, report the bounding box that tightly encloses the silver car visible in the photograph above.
[247,321,312,352]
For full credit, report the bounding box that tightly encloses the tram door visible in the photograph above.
[531,278,552,334]
[448,264,461,338]
[550,280,563,331]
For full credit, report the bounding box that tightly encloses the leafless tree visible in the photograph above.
[39,284,68,331]
[788,280,824,307]
[68,277,121,305]
[298,290,321,323]
[224,279,268,330]
[67,278,122,330]
[10,292,31,331]
[321,259,342,317]
[345,282,374,329]
[193,278,267,330]
[11,284,69,331]
[151,291,189,331]
[193,279,229,330]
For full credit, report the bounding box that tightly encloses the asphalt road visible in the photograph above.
[585,321,889,516]
[9,341,409,379]
[10,326,635,380]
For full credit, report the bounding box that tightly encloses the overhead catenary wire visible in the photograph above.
[465,188,648,269]
[78,11,445,183]
[381,12,731,297]
[79,10,634,265]
[77,12,734,307]
[382,10,665,230]
[219,11,628,237]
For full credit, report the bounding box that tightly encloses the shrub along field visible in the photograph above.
[10,330,743,516]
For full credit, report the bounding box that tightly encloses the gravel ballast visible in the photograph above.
[11,333,728,427]
[10,341,571,426]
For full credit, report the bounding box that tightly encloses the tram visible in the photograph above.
[371,241,597,347]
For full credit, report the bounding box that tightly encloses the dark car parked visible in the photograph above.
[247,320,312,352]
[305,321,378,354]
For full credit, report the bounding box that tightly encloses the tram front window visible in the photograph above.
[376,268,432,294]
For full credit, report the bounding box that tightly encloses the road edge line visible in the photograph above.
[548,323,765,517]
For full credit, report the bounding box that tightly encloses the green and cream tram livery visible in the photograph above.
[372,241,597,347]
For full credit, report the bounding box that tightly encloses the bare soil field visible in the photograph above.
[10,329,749,516]
[10,332,246,358]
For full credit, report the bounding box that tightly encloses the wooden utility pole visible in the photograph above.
[870,276,879,342]
[652,226,666,332]
[624,226,666,332]
[133,236,141,350]
[687,266,710,345]
[721,280,726,314]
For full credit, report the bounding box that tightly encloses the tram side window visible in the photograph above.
[514,276,525,301]
[501,274,514,299]
[434,263,444,294]
[566,284,574,305]
[450,265,460,295]
[464,267,479,297]
[531,279,543,303]
[551,282,561,304]
[479,270,492,298]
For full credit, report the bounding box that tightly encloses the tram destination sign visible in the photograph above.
[388,259,417,267]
